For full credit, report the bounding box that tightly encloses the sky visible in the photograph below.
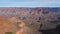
[0,0,60,7]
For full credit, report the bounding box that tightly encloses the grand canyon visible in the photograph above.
[0,7,60,34]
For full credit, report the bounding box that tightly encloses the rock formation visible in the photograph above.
[0,7,60,34]
[0,17,19,34]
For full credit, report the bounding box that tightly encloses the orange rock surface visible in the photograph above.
[0,17,21,34]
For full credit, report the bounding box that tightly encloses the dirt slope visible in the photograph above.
[0,17,19,34]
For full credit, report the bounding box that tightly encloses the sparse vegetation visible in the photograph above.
[5,32,13,34]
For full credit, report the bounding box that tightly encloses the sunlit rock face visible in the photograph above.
[0,17,19,34]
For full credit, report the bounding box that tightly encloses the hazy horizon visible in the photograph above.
[0,0,60,7]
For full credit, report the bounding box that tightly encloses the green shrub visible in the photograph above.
[5,32,13,34]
